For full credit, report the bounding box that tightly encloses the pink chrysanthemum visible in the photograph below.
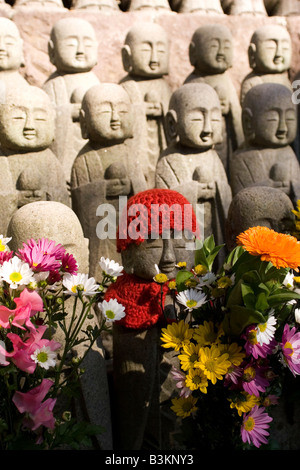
[242,325,277,359]
[280,324,300,376]
[60,253,78,275]
[242,362,270,397]
[0,251,13,265]
[170,366,192,398]
[18,239,62,272]
[241,406,273,448]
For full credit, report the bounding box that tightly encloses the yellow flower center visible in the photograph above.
[248,330,258,345]
[192,375,201,385]
[0,241,6,252]
[168,280,177,290]
[258,322,267,333]
[186,299,197,309]
[37,351,48,363]
[284,341,294,356]
[182,401,194,413]
[71,285,78,293]
[244,416,255,432]
[106,309,115,320]
[194,264,208,275]
[244,366,256,382]
[9,272,22,283]
[190,353,198,364]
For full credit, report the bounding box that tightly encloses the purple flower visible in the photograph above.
[241,362,270,397]
[241,406,273,448]
[280,324,300,377]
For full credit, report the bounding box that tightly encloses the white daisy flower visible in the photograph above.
[0,256,35,289]
[31,346,57,370]
[176,288,207,312]
[197,272,217,288]
[255,312,277,346]
[0,235,11,252]
[283,271,294,290]
[98,298,126,322]
[99,257,123,278]
[62,273,99,296]
[295,308,300,324]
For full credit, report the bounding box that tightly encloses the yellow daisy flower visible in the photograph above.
[171,396,198,419]
[218,342,245,367]
[194,264,208,276]
[195,344,231,384]
[161,320,193,351]
[178,342,202,371]
[193,320,219,346]
[229,392,260,417]
[185,368,208,394]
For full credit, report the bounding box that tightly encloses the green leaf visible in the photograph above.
[240,283,255,310]
[176,269,193,292]
[268,290,300,307]
[223,305,266,337]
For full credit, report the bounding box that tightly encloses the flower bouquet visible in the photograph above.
[160,227,300,449]
[0,236,125,450]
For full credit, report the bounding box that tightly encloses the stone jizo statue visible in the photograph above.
[221,0,267,15]
[177,0,224,13]
[225,186,295,250]
[127,0,171,10]
[230,83,300,205]
[71,83,147,279]
[264,0,300,16]
[43,18,100,182]
[184,23,243,176]
[0,86,69,235]
[71,0,120,9]
[0,18,29,91]
[7,200,113,450]
[240,24,292,104]
[104,188,198,450]
[120,22,171,188]
[155,82,232,245]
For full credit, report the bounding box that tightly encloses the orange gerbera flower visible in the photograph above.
[236,226,300,271]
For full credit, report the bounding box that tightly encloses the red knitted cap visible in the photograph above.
[117,189,199,252]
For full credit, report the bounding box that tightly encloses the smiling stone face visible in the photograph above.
[49,18,98,74]
[0,18,24,72]
[80,83,134,144]
[0,86,55,151]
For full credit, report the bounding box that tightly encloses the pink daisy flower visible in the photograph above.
[242,325,277,359]
[60,253,78,275]
[0,251,13,265]
[241,362,270,397]
[280,324,300,376]
[170,366,192,398]
[18,239,62,272]
[241,406,273,448]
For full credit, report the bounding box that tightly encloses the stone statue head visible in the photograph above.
[80,83,134,144]
[242,82,297,147]
[0,86,55,152]
[248,24,291,74]
[128,0,171,11]
[117,188,199,280]
[0,18,25,71]
[7,201,89,273]
[225,186,295,250]
[189,23,233,74]
[166,83,223,149]
[122,22,169,78]
[48,18,98,74]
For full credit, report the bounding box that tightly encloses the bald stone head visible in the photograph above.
[166,83,223,149]
[7,201,89,272]
[189,23,233,74]
[80,83,134,144]
[242,82,297,147]
[0,85,55,152]
[122,22,169,78]
[49,18,98,74]
[248,24,291,74]
[128,0,171,11]
[0,18,24,72]
[225,186,295,250]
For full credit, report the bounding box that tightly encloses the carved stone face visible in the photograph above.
[0,19,24,72]
[190,24,233,74]
[243,83,297,147]
[250,25,291,73]
[81,84,133,144]
[170,83,223,149]
[122,231,194,280]
[124,23,169,78]
[0,87,55,151]
[50,18,98,74]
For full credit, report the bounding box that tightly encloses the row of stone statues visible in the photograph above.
[1,0,300,17]
[0,17,299,279]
